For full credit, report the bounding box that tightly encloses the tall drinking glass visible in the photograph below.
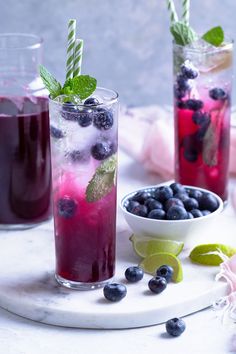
[49,88,119,290]
[0,34,52,229]
[173,40,233,201]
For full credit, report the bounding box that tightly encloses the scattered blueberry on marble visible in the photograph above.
[166,317,186,337]
[148,209,166,220]
[103,283,127,302]
[91,140,113,160]
[50,125,64,139]
[84,97,100,105]
[125,266,144,283]
[57,197,77,219]
[156,265,174,283]
[209,88,228,101]
[148,276,167,294]
[93,108,113,130]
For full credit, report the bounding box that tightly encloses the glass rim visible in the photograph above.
[49,87,119,107]
[173,37,234,54]
[0,33,43,50]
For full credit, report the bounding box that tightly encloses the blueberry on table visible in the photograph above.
[166,317,186,337]
[154,186,173,203]
[132,191,152,204]
[148,209,166,220]
[148,276,167,294]
[93,108,113,130]
[170,182,185,194]
[144,198,163,211]
[125,266,144,283]
[181,60,198,80]
[61,102,79,121]
[126,200,140,213]
[183,197,199,211]
[84,97,100,106]
[185,99,204,111]
[166,206,188,220]
[156,265,174,283]
[50,125,64,139]
[103,283,127,302]
[91,141,113,160]
[190,209,203,218]
[131,204,148,217]
[209,88,228,101]
[199,193,219,212]
[165,197,184,211]
[77,111,93,127]
[57,197,77,219]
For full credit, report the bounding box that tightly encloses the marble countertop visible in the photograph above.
[0,149,236,354]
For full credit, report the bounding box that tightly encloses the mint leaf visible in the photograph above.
[39,65,62,99]
[170,21,197,46]
[86,155,117,202]
[63,75,97,100]
[202,26,224,47]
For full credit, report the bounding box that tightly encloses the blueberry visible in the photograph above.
[176,100,187,109]
[154,186,173,203]
[184,148,198,162]
[77,111,93,127]
[66,150,90,163]
[103,283,127,302]
[84,97,100,106]
[148,209,166,220]
[183,197,199,211]
[170,182,185,194]
[176,75,191,92]
[148,276,167,294]
[174,192,189,202]
[190,209,203,218]
[202,210,211,216]
[192,111,210,125]
[93,108,113,130]
[131,204,148,217]
[187,212,194,219]
[61,102,78,121]
[126,200,140,213]
[199,193,219,212]
[145,198,163,211]
[156,265,174,283]
[181,60,198,79]
[166,206,188,220]
[132,191,152,204]
[166,317,186,337]
[165,197,184,211]
[209,88,228,101]
[91,141,113,160]
[125,266,144,282]
[188,189,203,201]
[174,85,185,100]
[185,99,204,111]
[50,125,64,139]
[182,133,201,162]
[57,197,77,219]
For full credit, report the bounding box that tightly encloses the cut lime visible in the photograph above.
[130,234,184,258]
[189,243,236,266]
[139,252,183,283]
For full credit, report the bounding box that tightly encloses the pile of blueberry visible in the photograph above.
[125,182,219,220]
[175,60,229,163]
[50,97,116,162]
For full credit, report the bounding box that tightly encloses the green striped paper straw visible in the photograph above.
[73,38,84,77]
[182,0,190,25]
[166,0,178,23]
[66,19,76,80]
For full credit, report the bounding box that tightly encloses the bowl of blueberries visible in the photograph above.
[120,182,224,244]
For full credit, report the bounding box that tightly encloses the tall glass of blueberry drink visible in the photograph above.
[0,34,52,229]
[167,1,233,201]
[41,20,118,289]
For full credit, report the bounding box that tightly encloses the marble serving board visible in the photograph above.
[0,209,235,330]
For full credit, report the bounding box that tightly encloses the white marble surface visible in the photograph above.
[0,149,236,352]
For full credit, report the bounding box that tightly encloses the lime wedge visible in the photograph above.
[189,243,236,266]
[130,234,184,258]
[139,252,183,283]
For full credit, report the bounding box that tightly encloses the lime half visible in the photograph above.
[139,252,183,283]
[130,234,184,258]
[189,243,236,266]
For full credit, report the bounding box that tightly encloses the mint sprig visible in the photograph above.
[39,65,62,99]
[86,155,117,202]
[202,26,224,47]
[62,75,97,100]
[170,21,197,46]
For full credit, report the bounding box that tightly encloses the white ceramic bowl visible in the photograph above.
[120,183,224,246]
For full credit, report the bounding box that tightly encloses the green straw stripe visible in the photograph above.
[182,0,190,24]
[73,38,83,77]
[66,19,76,80]
[166,0,178,23]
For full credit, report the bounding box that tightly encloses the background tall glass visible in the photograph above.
[49,88,118,290]
[0,34,52,229]
[173,40,233,201]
